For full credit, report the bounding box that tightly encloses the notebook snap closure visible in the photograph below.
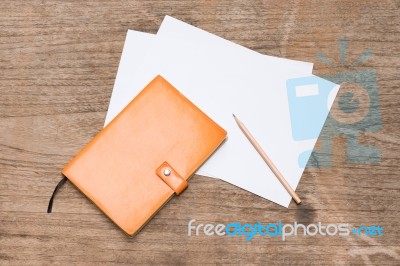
[163,168,171,176]
[156,162,188,195]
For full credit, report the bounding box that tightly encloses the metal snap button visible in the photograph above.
[163,168,171,176]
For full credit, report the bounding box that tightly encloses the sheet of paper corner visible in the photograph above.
[105,16,339,207]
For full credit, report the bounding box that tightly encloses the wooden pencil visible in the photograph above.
[232,114,301,204]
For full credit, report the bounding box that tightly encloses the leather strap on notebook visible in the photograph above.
[47,176,68,213]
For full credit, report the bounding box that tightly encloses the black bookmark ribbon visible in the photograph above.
[47,176,68,213]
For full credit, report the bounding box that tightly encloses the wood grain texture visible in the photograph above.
[1,0,399,265]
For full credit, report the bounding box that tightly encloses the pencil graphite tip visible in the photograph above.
[232,113,236,118]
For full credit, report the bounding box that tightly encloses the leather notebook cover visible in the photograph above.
[62,75,227,236]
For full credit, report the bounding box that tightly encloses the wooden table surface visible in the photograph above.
[1,0,399,265]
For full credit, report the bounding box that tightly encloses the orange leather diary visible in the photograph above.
[49,75,227,236]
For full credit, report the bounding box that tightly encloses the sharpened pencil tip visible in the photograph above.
[232,113,236,118]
